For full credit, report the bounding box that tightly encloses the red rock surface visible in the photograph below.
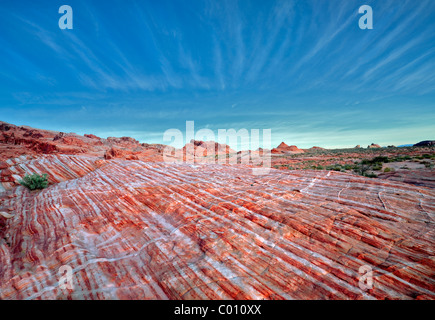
[0,121,237,164]
[0,121,166,163]
[0,121,434,300]
[0,154,434,299]
[378,170,435,189]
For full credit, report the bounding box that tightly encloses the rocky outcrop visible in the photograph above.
[107,136,141,148]
[104,147,139,160]
[305,146,325,152]
[0,155,434,299]
[367,143,381,149]
[23,130,44,139]
[181,140,235,160]
[414,141,435,147]
[185,140,235,156]
[84,134,101,140]
[1,130,58,155]
[53,132,66,141]
[0,121,165,162]
[271,142,304,154]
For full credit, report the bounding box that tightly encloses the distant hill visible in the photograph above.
[414,140,435,147]
[397,144,414,147]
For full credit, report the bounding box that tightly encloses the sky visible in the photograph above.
[0,0,434,150]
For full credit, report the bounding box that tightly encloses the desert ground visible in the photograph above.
[0,121,434,299]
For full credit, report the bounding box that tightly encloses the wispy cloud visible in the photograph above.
[0,0,434,147]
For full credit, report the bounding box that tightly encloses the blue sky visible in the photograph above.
[0,0,434,149]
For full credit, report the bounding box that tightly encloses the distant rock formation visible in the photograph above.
[355,145,361,149]
[0,121,270,164]
[52,132,66,141]
[0,121,165,162]
[104,146,138,160]
[367,143,381,149]
[0,123,59,158]
[182,140,235,157]
[271,142,304,154]
[107,136,141,148]
[414,140,435,147]
[84,134,101,140]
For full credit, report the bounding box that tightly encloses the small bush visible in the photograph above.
[372,163,383,171]
[362,156,389,165]
[325,164,344,171]
[344,164,353,170]
[364,172,378,178]
[19,173,49,190]
[383,167,392,172]
[371,156,389,163]
[422,161,433,168]
[354,163,370,176]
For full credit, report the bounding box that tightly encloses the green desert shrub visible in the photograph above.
[364,172,378,178]
[362,156,389,165]
[19,173,49,190]
[354,163,370,176]
[325,164,343,171]
[422,161,434,168]
[372,162,383,171]
[392,156,405,162]
[371,156,389,163]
